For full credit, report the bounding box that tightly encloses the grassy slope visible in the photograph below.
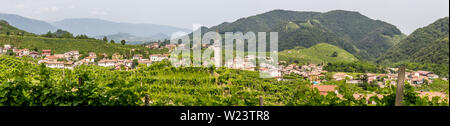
[279,43,358,64]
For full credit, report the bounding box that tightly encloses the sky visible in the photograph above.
[0,0,448,34]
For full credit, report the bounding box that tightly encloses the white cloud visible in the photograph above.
[90,8,110,16]
[90,10,108,15]
[69,5,76,9]
[15,4,26,9]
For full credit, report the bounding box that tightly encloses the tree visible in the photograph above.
[121,40,126,45]
[6,50,15,56]
[43,31,53,38]
[331,51,338,57]
[110,40,115,44]
[132,59,139,69]
[103,36,108,42]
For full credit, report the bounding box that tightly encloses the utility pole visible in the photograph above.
[395,66,406,106]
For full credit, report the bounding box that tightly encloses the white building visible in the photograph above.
[45,61,65,69]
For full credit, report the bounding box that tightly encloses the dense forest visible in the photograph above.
[202,10,404,61]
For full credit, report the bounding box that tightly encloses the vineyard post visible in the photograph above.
[395,66,406,106]
[145,94,150,106]
[259,96,264,106]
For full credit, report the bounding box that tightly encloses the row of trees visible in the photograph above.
[323,61,388,73]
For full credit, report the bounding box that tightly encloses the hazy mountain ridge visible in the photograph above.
[0,13,57,34]
[0,13,189,43]
[52,18,190,38]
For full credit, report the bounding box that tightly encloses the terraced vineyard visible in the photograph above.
[0,56,448,106]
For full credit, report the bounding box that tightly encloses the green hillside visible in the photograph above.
[0,22,167,57]
[274,20,360,55]
[279,43,358,64]
[201,10,403,61]
[378,17,449,64]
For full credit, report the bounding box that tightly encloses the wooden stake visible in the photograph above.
[145,94,150,106]
[395,66,406,106]
[259,96,264,106]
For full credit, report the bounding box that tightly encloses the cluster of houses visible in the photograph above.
[1,44,170,70]
[145,42,177,51]
[97,54,169,70]
[0,44,41,58]
[279,63,445,88]
[280,64,326,84]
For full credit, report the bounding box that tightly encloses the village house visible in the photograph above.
[84,56,96,63]
[64,50,80,61]
[64,62,74,69]
[45,61,65,69]
[366,73,377,83]
[138,60,153,66]
[13,48,29,57]
[165,44,177,51]
[333,73,353,81]
[347,80,362,84]
[311,85,338,95]
[42,50,52,56]
[133,54,143,60]
[44,55,64,62]
[3,44,12,50]
[112,53,123,60]
[98,59,119,67]
[150,54,169,62]
[29,51,40,58]
[88,52,97,58]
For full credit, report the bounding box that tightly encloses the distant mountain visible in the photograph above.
[378,17,449,65]
[52,18,190,38]
[279,43,358,64]
[0,13,57,34]
[200,9,403,61]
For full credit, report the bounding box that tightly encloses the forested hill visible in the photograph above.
[378,17,449,65]
[199,9,403,61]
